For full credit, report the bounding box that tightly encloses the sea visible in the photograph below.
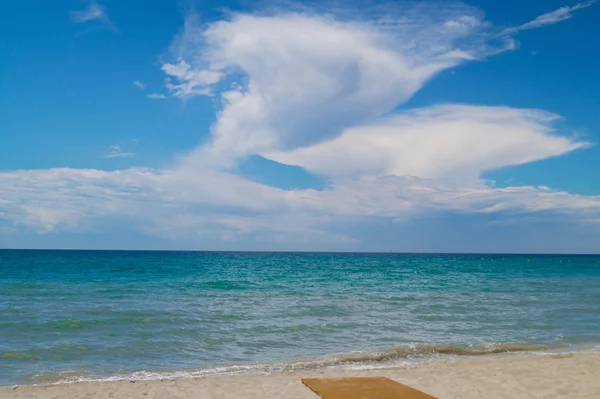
[1,250,600,386]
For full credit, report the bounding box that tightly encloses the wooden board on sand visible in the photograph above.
[302,377,438,399]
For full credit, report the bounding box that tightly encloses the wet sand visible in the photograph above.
[2,352,599,399]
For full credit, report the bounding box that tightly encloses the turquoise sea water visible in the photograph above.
[1,250,600,385]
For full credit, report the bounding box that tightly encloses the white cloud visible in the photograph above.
[161,58,223,98]
[19,205,86,234]
[265,104,587,187]
[1,166,600,242]
[104,145,134,158]
[169,7,497,169]
[70,0,116,31]
[0,167,304,238]
[167,3,591,171]
[323,177,600,218]
[133,80,145,89]
[147,93,168,100]
[444,15,481,30]
[70,0,104,23]
[500,1,597,35]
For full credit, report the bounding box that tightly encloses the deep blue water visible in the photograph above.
[1,250,600,385]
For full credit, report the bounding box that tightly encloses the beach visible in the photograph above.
[2,352,599,398]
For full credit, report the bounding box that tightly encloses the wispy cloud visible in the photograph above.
[104,145,134,158]
[500,1,597,35]
[147,93,168,100]
[132,81,145,89]
[70,0,116,32]
[151,58,223,99]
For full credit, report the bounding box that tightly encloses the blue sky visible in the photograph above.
[1,0,599,252]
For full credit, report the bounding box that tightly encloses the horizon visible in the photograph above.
[1,248,599,256]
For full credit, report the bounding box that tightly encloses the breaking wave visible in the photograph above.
[28,342,572,385]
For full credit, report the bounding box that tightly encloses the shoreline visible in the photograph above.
[7,342,588,386]
[2,352,600,398]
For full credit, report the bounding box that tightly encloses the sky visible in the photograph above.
[1,0,599,252]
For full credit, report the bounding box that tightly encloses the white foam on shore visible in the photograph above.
[25,341,598,386]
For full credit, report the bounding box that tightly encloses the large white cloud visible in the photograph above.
[265,104,587,186]
[2,163,600,244]
[168,4,504,168]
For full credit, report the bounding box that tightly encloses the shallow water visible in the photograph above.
[1,250,599,385]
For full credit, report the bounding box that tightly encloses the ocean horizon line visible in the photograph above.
[1,248,599,256]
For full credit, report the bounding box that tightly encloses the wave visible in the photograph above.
[27,342,573,385]
[330,342,569,362]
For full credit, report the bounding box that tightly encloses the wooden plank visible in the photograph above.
[302,377,438,399]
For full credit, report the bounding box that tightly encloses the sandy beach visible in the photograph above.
[2,352,599,399]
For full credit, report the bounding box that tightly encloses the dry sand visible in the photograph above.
[2,352,599,399]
